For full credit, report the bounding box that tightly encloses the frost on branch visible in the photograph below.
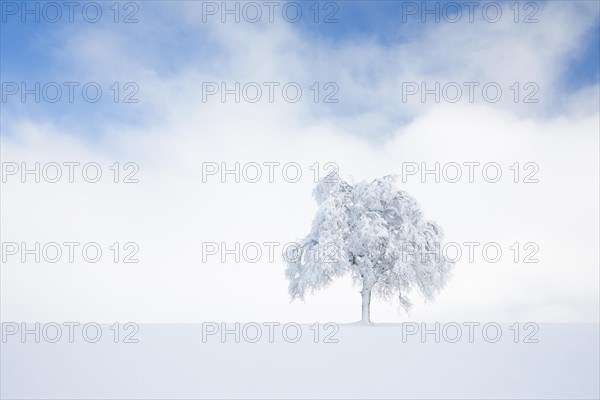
[285,171,454,323]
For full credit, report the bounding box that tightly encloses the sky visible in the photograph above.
[1,0,599,323]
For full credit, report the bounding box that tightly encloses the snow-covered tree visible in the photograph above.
[285,172,454,323]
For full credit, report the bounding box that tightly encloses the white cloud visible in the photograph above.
[1,1,598,323]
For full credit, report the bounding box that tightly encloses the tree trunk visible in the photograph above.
[361,282,372,324]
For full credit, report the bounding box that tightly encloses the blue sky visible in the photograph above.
[2,1,599,77]
[1,1,599,131]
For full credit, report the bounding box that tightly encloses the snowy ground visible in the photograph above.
[1,323,598,399]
